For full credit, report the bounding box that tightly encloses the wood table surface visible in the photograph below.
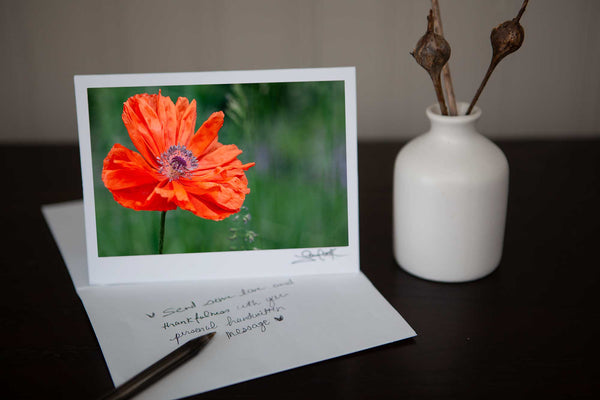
[1,140,598,399]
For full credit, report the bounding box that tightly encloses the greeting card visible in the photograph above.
[43,68,414,399]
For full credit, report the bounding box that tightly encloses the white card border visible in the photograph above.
[74,67,359,285]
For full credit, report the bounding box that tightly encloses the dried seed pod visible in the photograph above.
[467,0,529,115]
[411,9,451,115]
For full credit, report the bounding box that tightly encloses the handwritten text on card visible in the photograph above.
[145,278,294,345]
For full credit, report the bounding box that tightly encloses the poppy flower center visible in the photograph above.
[158,145,198,181]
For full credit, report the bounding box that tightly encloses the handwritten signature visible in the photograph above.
[292,248,344,264]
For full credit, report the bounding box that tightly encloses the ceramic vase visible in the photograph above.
[393,102,509,282]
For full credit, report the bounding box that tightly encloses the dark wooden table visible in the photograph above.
[2,141,599,399]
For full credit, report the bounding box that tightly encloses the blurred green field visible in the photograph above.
[88,80,348,256]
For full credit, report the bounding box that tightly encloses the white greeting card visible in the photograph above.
[44,67,417,399]
[74,68,359,285]
[43,200,416,400]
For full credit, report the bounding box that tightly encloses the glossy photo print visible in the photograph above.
[89,80,347,256]
[75,69,359,284]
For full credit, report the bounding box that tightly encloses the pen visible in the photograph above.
[99,332,216,400]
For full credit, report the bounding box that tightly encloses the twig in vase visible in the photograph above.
[467,0,529,115]
[411,10,451,115]
[431,0,457,116]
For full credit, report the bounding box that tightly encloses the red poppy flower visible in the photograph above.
[101,91,255,221]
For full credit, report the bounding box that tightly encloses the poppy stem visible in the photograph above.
[158,211,167,254]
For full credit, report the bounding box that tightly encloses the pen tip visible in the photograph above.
[186,332,215,347]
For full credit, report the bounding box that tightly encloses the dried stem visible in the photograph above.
[431,0,457,116]
[466,59,498,116]
[431,72,448,116]
[516,0,529,22]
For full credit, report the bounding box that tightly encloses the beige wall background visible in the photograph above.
[1,0,598,143]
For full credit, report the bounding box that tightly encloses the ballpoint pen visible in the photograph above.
[99,331,216,400]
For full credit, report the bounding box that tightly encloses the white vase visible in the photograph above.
[393,102,509,282]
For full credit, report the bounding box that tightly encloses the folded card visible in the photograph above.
[74,68,359,285]
[43,201,415,399]
[44,67,416,399]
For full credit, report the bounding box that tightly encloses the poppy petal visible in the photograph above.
[187,111,224,156]
[135,95,166,153]
[175,98,197,145]
[122,95,162,167]
[179,183,243,220]
[102,144,174,211]
[186,194,235,220]
[156,93,178,149]
[177,161,254,219]
[196,144,245,170]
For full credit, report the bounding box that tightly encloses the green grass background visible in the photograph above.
[88,81,348,256]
